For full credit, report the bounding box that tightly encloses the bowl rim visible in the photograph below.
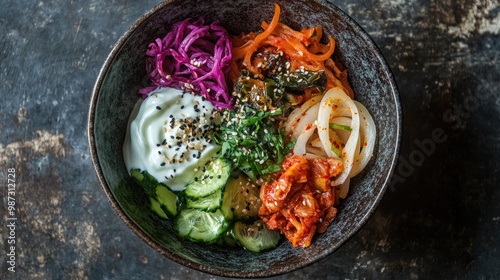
[87,0,402,277]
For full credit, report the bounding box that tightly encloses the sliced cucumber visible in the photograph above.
[155,184,178,218]
[232,219,281,253]
[130,168,159,197]
[174,208,228,244]
[216,230,238,247]
[221,173,261,221]
[149,197,169,219]
[129,169,178,219]
[185,158,232,199]
[185,189,222,212]
[130,168,144,182]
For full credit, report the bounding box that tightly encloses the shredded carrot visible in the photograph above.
[231,3,349,94]
[232,3,281,74]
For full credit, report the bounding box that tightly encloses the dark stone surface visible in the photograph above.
[1,0,499,279]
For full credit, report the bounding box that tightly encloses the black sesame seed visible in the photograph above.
[160,162,166,166]
[162,139,167,145]
[156,106,161,110]
[181,105,185,109]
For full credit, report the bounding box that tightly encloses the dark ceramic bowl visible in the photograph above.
[88,0,401,277]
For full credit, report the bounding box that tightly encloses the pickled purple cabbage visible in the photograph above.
[139,18,233,109]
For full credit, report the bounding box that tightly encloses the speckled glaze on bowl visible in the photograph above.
[88,0,401,277]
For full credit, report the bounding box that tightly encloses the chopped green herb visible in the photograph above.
[329,122,352,132]
[214,106,290,180]
[330,143,342,158]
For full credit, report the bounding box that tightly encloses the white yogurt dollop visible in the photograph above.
[123,87,221,191]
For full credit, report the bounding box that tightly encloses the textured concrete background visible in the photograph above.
[1,0,499,279]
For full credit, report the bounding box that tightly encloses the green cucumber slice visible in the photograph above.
[129,169,178,219]
[155,184,178,219]
[185,158,231,199]
[130,168,144,182]
[149,197,169,219]
[221,174,261,221]
[185,189,223,211]
[232,219,281,253]
[174,208,228,244]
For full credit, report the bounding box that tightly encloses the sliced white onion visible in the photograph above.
[293,123,316,157]
[303,153,324,160]
[330,116,352,143]
[286,87,376,197]
[309,136,323,148]
[321,88,360,186]
[317,94,335,158]
[316,88,360,185]
[292,103,320,140]
[284,95,322,135]
[305,146,328,158]
[349,101,376,177]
